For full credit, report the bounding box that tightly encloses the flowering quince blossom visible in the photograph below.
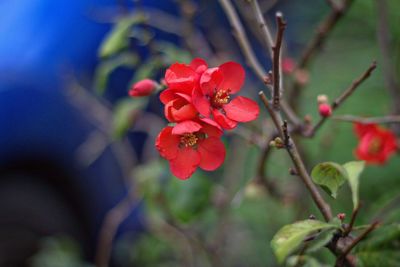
[193,61,259,129]
[353,123,398,165]
[156,120,225,179]
[150,58,259,179]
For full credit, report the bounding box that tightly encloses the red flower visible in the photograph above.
[156,120,225,179]
[160,90,198,122]
[129,79,157,97]
[192,61,259,129]
[282,57,295,74]
[164,58,208,95]
[354,123,397,164]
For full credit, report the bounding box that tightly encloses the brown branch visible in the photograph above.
[288,0,355,108]
[304,61,377,137]
[219,0,301,127]
[336,221,380,266]
[333,114,400,124]
[272,12,286,110]
[259,91,333,222]
[343,204,361,236]
[248,0,274,55]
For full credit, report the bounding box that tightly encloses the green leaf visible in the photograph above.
[306,228,336,253]
[112,98,147,139]
[287,255,327,267]
[271,220,338,264]
[343,161,365,209]
[311,162,348,198]
[94,52,139,95]
[98,14,145,58]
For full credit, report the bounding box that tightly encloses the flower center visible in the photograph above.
[367,138,382,154]
[212,89,230,107]
[180,133,198,147]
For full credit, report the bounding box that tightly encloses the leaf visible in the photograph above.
[98,14,145,58]
[306,228,336,253]
[287,255,327,267]
[343,161,365,209]
[311,162,348,198]
[112,98,147,139]
[271,220,338,264]
[94,52,139,95]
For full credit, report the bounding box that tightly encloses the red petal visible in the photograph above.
[224,96,259,122]
[172,120,202,135]
[198,117,223,137]
[353,123,378,138]
[190,58,208,74]
[200,67,222,96]
[155,127,180,160]
[170,147,200,179]
[198,137,226,171]
[159,89,177,105]
[165,63,196,94]
[192,88,211,117]
[218,61,245,94]
[212,109,237,129]
[171,103,198,122]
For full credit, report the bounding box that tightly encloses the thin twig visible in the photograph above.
[288,0,355,108]
[219,0,301,126]
[305,61,377,137]
[272,12,286,110]
[333,115,400,124]
[344,204,361,236]
[248,0,274,55]
[336,222,380,266]
[259,91,333,222]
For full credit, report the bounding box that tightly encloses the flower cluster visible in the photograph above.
[155,58,259,179]
[353,123,397,164]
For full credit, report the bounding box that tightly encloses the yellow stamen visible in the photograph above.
[180,133,198,147]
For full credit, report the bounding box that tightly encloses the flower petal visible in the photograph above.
[218,61,245,94]
[155,127,180,160]
[212,109,237,129]
[198,117,223,137]
[200,67,222,96]
[170,147,200,180]
[353,123,378,138]
[159,89,177,105]
[224,96,259,122]
[165,63,196,94]
[190,58,208,74]
[198,137,226,171]
[172,120,202,135]
[192,88,211,117]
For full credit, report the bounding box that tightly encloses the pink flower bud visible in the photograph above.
[282,57,295,74]
[319,103,332,117]
[337,213,346,221]
[129,79,157,97]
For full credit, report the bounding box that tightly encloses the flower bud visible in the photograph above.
[337,213,346,221]
[270,137,285,149]
[294,69,309,86]
[319,103,332,117]
[282,57,295,74]
[317,94,329,104]
[129,79,158,97]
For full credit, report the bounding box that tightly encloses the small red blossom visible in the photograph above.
[129,79,157,97]
[156,120,225,179]
[318,103,332,117]
[282,57,295,74]
[353,123,397,165]
[193,61,259,129]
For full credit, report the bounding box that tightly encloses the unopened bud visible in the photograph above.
[337,213,346,221]
[309,214,316,220]
[263,71,273,85]
[294,69,309,86]
[304,114,312,125]
[270,137,284,148]
[244,181,266,199]
[317,94,329,104]
[289,168,298,175]
[318,103,332,117]
[282,57,295,74]
[129,79,158,97]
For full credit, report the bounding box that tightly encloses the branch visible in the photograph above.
[272,12,286,110]
[343,204,361,236]
[288,0,355,108]
[304,61,377,137]
[333,114,400,124]
[259,91,333,222]
[336,222,380,266]
[219,0,302,126]
[248,0,274,55]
